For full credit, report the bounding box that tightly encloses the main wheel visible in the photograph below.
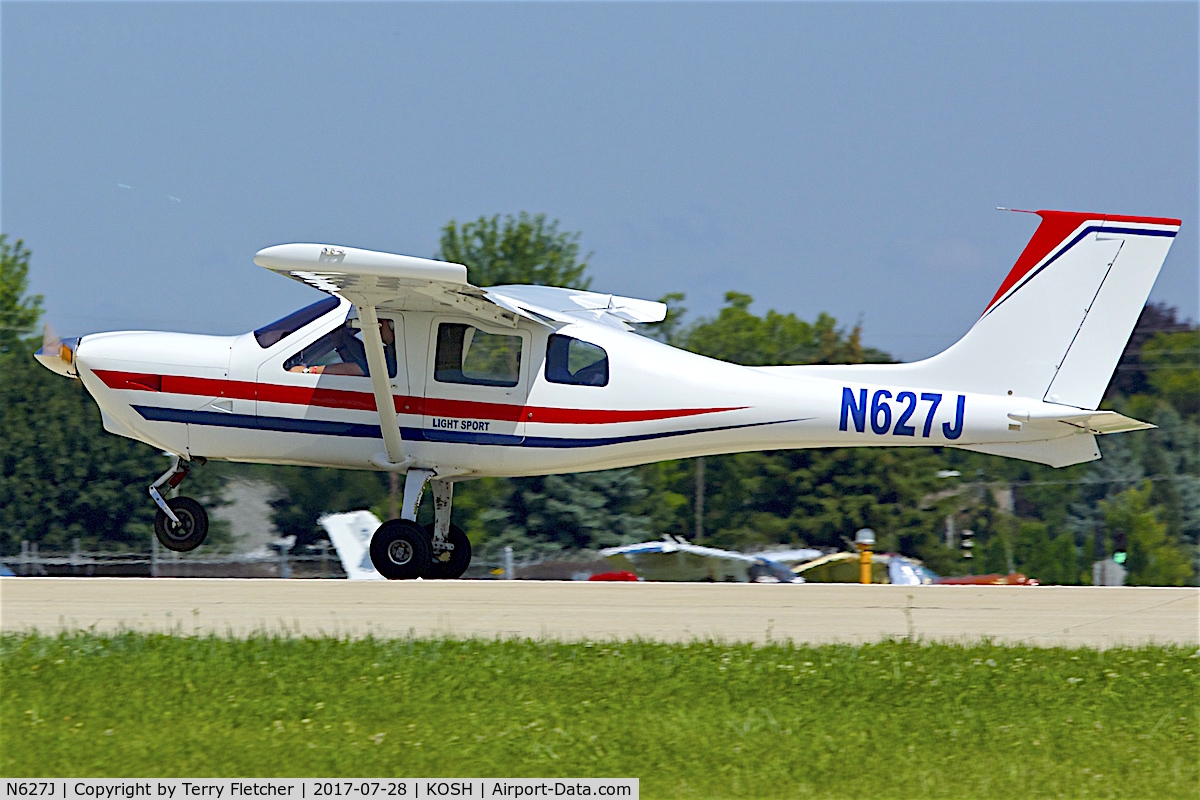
[153,496,209,552]
[423,522,472,579]
[369,520,432,580]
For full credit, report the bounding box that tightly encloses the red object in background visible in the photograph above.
[935,573,1038,586]
[588,570,641,582]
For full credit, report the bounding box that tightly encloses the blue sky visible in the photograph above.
[4,2,1196,360]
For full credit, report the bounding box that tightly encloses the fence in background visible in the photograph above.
[4,540,601,580]
[9,538,343,579]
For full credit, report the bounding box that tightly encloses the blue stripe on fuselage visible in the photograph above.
[131,406,809,449]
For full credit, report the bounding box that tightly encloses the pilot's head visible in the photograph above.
[380,319,395,345]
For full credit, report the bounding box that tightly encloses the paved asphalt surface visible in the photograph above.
[2,579,1196,648]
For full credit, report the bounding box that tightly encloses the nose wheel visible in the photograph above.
[153,496,209,552]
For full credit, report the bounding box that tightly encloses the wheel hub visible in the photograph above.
[167,512,193,540]
[387,539,414,565]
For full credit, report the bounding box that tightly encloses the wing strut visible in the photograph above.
[356,302,409,470]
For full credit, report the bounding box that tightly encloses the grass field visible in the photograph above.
[2,633,1197,798]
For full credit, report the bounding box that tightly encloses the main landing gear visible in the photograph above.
[149,455,209,552]
[369,469,472,580]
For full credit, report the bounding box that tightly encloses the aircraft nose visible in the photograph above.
[33,324,79,378]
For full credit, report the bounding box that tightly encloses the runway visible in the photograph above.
[1,578,1197,648]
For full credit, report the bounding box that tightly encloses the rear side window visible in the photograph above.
[435,323,523,387]
[254,296,340,347]
[545,334,608,387]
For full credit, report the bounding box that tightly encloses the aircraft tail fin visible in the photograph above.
[776,210,1180,410]
[919,210,1180,407]
[319,511,385,580]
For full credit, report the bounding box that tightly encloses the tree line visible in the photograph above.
[2,218,1196,585]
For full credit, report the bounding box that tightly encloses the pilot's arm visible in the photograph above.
[288,321,392,377]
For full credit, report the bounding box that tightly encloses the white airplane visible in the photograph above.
[35,209,1180,579]
[601,537,815,582]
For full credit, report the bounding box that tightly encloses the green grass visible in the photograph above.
[2,633,1197,798]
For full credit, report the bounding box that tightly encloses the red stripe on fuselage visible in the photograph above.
[92,370,743,424]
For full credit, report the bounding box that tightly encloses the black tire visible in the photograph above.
[423,522,472,579]
[154,496,209,552]
[370,519,432,580]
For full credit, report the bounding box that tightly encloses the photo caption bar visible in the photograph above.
[2,781,637,800]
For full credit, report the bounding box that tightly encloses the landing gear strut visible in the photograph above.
[149,455,209,552]
[369,469,471,580]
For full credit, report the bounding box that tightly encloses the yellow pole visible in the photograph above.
[859,546,872,584]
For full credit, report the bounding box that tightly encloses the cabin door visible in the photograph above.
[421,318,529,446]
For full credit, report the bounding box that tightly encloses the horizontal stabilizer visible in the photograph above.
[958,434,1101,468]
[1012,409,1154,435]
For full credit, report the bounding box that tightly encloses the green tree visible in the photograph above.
[1105,302,1192,400]
[472,470,651,561]
[0,235,41,354]
[1141,330,1200,418]
[437,213,591,289]
[678,291,889,367]
[984,518,1078,585]
[268,466,389,548]
[1103,483,1193,586]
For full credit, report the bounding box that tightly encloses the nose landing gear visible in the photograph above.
[368,469,472,580]
[149,455,210,552]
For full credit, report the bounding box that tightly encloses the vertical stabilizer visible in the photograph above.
[929,210,1180,406]
[320,510,385,580]
[775,210,1180,410]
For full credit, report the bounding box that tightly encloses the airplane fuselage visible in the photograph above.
[72,298,1091,479]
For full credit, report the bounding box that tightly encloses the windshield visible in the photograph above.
[253,296,340,348]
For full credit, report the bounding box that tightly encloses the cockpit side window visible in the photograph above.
[283,318,397,378]
[545,334,608,387]
[254,296,340,348]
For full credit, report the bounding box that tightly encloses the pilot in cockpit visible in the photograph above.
[285,319,397,377]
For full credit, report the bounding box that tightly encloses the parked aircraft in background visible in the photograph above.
[601,537,814,582]
[35,209,1180,579]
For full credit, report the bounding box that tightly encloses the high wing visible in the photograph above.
[254,243,666,468]
[254,243,522,328]
[254,243,666,329]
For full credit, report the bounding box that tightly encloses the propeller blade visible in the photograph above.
[41,323,61,356]
[34,324,78,377]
